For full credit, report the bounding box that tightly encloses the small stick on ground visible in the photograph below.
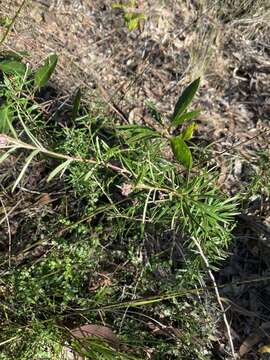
[192,236,236,360]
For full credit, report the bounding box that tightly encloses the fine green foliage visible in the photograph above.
[0,54,238,359]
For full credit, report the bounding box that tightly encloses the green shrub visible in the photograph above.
[0,53,237,359]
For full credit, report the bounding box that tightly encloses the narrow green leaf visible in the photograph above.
[47,159,72,182]
[117,124,154,130]
[34,54,58,88]
[0,60,26,75]
[171,109,201,127]
[12,149,40,191]
[17,112,44,148]
[72,88,82,120]
[84,164,98,181]
[117,124,160,143]
[181,122,197,141]
[170,136,192,169]
[0,147,17,164]
[0,103,13,133]
[171,78,200,123]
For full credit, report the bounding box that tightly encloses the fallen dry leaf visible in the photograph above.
[258,345,270,353]
[239,322,270,357]
[71,324,120,349]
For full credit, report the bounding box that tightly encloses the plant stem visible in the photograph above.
[4,135,131,176]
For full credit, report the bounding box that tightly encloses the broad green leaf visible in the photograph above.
[34,54,58,88]
[0,60,26,75]
[171,78,200,123]
[0,103,13,133]
[181,122,197,141]
[171,109,201,127]
[47,159,72,182]
[72,88,82,120]
[170,135,192,169]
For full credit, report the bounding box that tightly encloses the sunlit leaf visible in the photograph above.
[170,135,192,169]
[0,60,26,75]
[171,109,201,127]
[171,78,200,123]
[181,122,197,141]
[34,54,58,88]
[124,12,145,31]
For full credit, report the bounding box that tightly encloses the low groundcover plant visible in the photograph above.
[0,53,237,359]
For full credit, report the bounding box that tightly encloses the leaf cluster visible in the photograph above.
[0,53,238,359]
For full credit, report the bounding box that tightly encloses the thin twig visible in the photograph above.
[0,199,22,227]
[192,236,236,360]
